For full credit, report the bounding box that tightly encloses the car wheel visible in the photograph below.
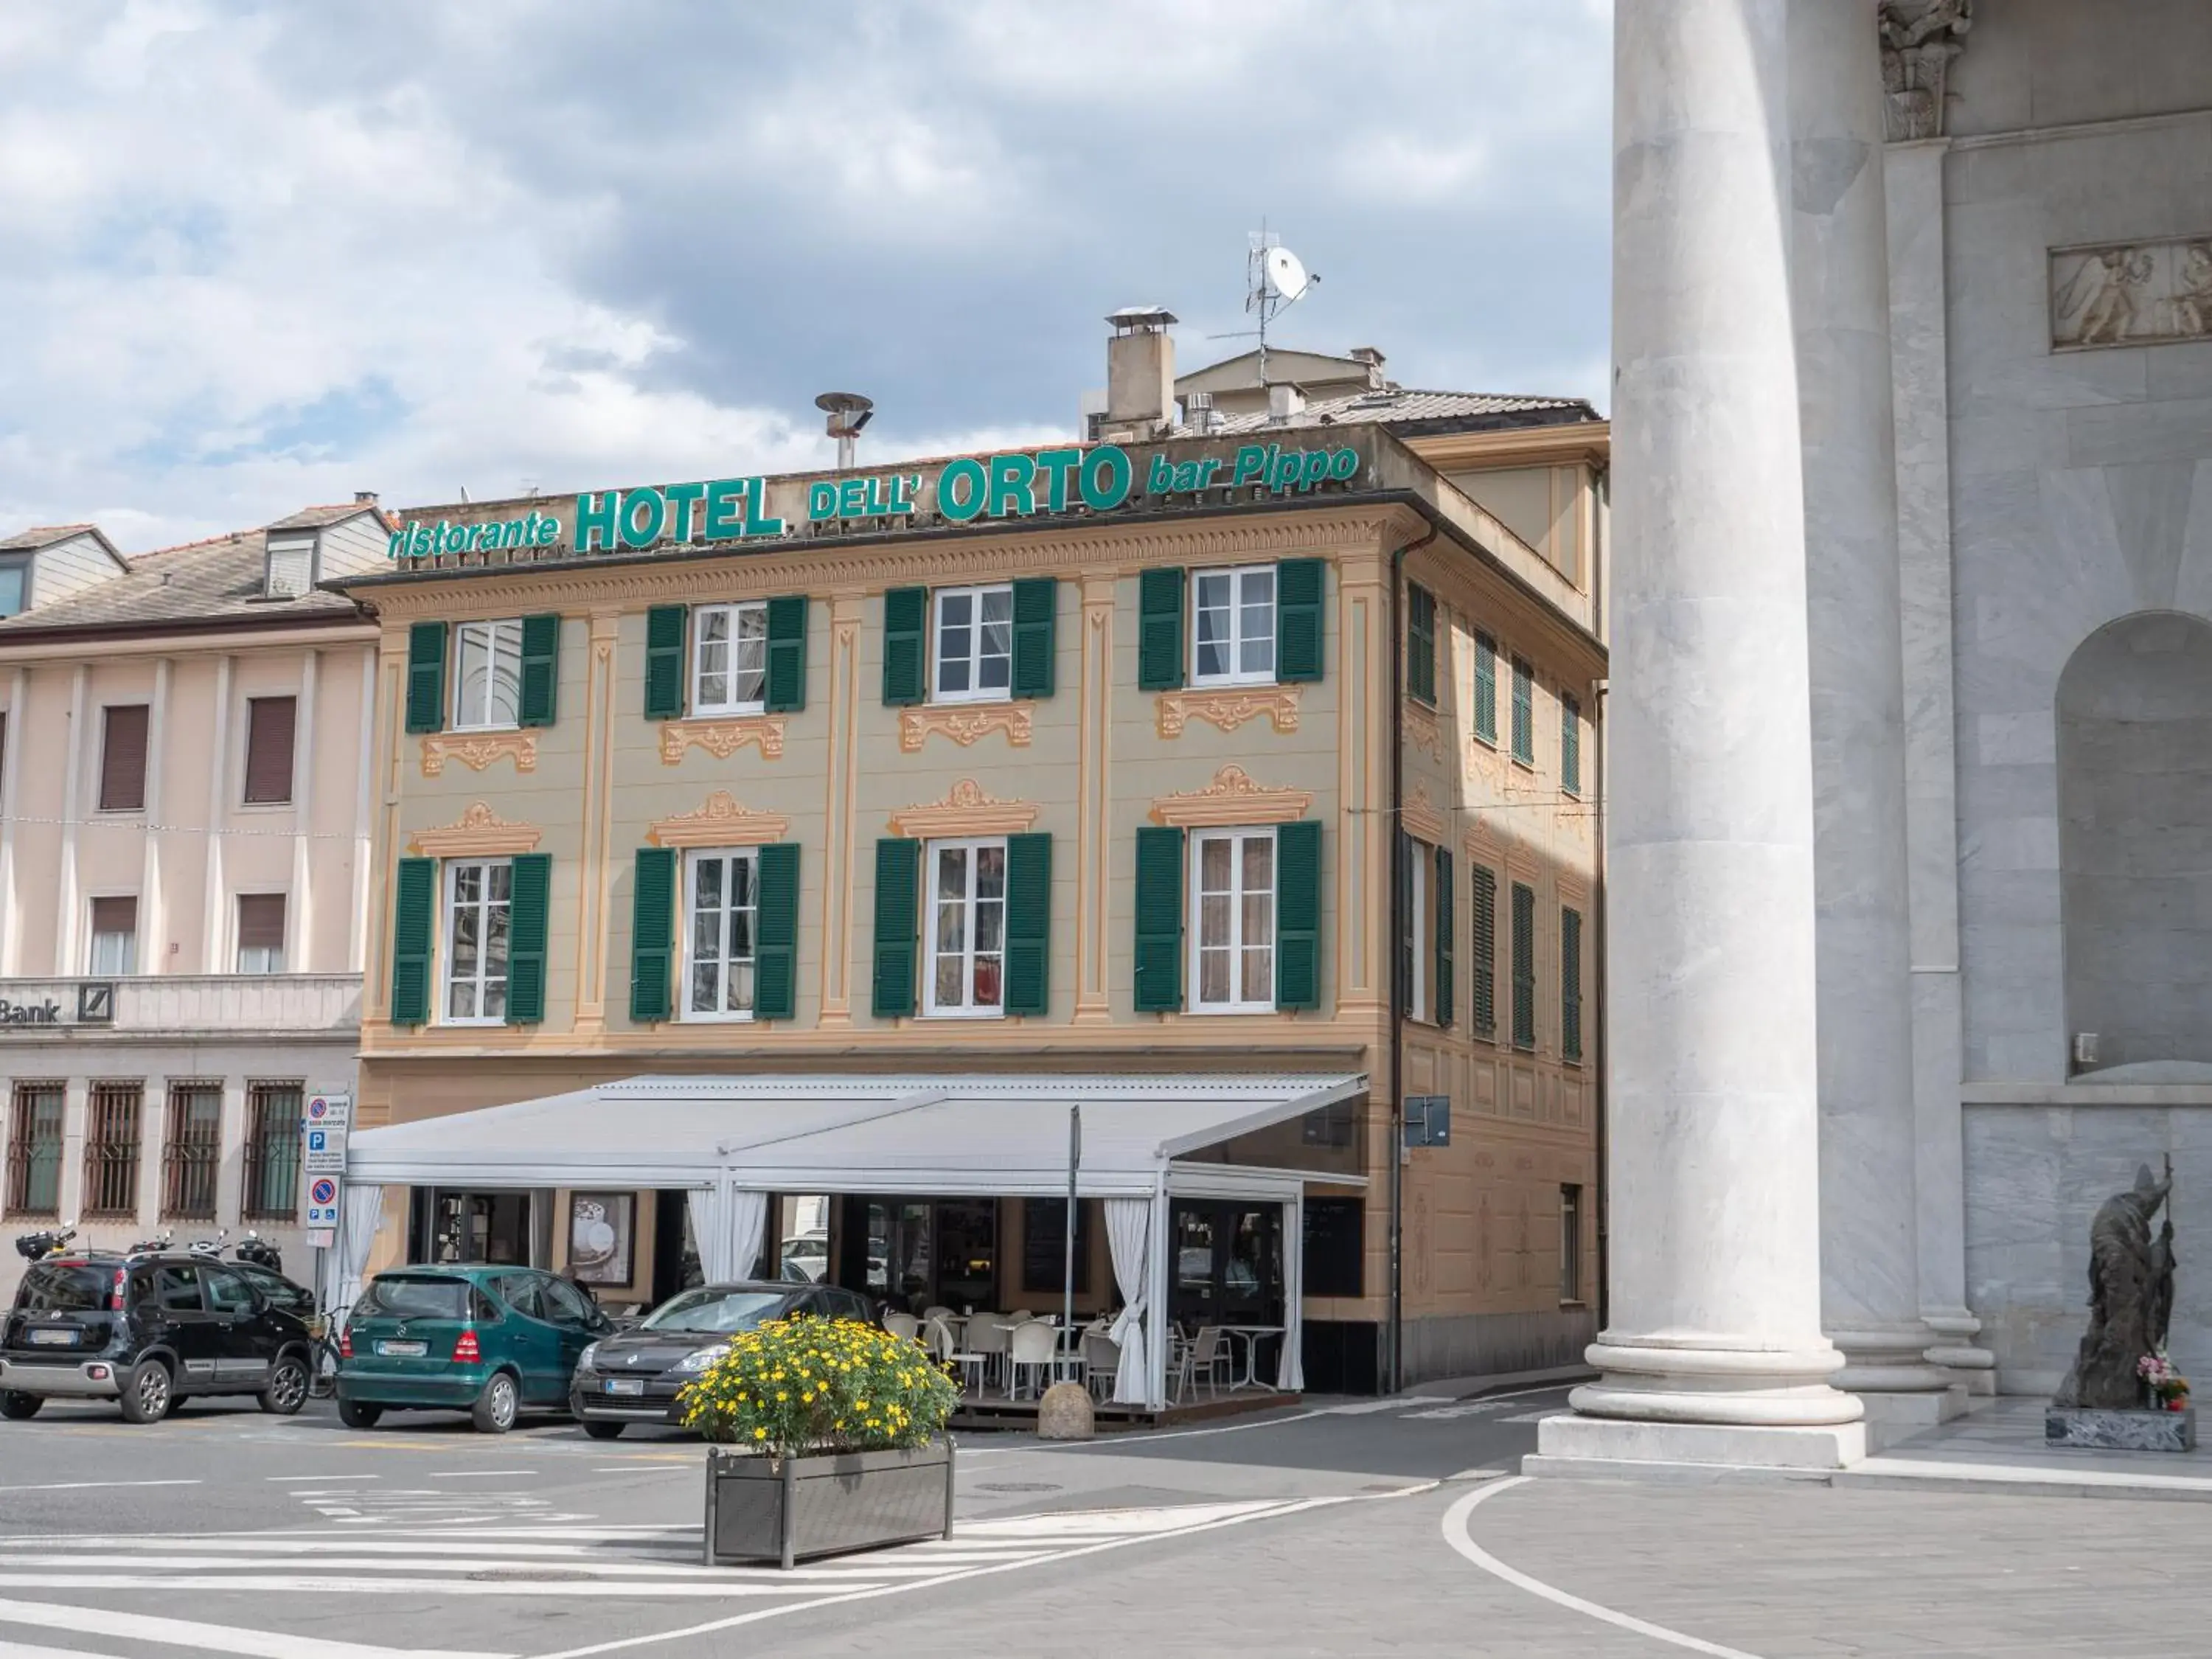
[0,1391,42,1421]
[582,1419,625,1441]
[471,1371,519,1434]
[117,1360,173,1425]
[260,1354,310,1416]
[336,1397,383,1430]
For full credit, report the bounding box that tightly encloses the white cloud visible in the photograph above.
[0,0,1610,552]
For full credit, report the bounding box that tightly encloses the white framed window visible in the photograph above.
[692,603,768,716]
[451,619,524,731]
[1189,828,1274,1012]
[235,893,287,974]
[1191,566,1276,686]
[931,585,1013,703]
[442,858,512,1024]
[924,837,1006,1016]
[265,540,314,599]
[684,848,759,1020]
[88,895,139,977]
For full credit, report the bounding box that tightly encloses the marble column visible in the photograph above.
[1788,0,1953,1417]
[1534,0,1863,1472]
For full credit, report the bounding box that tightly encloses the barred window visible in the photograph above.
[243,1082,302,1220]
[4,1082,66,1217]
[83,1082,144,1217]
[161,1083,223,1219]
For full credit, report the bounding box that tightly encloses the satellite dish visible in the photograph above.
[1265,246,1309,302]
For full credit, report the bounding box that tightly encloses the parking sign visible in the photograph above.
[305,1175,341,1230]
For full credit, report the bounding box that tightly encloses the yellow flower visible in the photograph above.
[754,1427,768,1440]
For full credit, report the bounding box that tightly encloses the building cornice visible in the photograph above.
[647,790,790,849]
[888,779,1041,838]
[1150,764,1314,828]
[0,615,376,661]
[406,801,544,858]
[1407,422,1611,471]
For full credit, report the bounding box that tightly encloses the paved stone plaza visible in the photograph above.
[1,1389,2207,1657]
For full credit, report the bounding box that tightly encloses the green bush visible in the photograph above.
[677,1315,960,1458]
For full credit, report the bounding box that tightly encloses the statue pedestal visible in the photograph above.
[2045,1406,2196,1453]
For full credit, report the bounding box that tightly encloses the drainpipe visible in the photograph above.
[1386,526,1440,1396]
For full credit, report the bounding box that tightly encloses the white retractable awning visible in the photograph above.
[344,1071,1366,1196]
[340,1071,1365,1410]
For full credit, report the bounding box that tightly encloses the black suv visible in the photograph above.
[0,1253,317,1423]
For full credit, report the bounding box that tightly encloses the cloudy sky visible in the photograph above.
[1,1,1611,552]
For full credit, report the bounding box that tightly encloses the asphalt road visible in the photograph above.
[0,1384,1567,1658]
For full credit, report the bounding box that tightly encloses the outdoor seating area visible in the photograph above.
[884,1307,1287,1409]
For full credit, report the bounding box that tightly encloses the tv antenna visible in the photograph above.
[1207,222,1318,389]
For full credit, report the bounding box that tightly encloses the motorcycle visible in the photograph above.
[12,1223,77,1261]
[186,1230,228,1260]
[233,1233,283,1274]
[128,1229,175,1255]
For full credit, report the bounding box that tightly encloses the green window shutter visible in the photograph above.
[405,622,447,735]
[1133,824,1184,1011]
[1562,905,1584,1062]
[505,853,552,1025]
[1511,880,1536,1049]
[871,838,919,1017]
[764,594,808,714]
[518,613,560,728]
[1433,845,1454,1030]
[883,587,928,706]
[644,605,688,721]
[1137,567,1185,691]
[389,856,437,1026]
[1407,584,1436,705]
[1470,865,1498,1038]
[1561,693,1582,796]
[754,842,801,1019]
[1512,657,1534,764]
[1003,832,1052,1015]
[1277,558,1325,684]
[1010,577,1057,700]
[629,846,675,1024]
[1473,633,1498,744]
[1275,818,1322,1011]
[1395,830,1415,1016]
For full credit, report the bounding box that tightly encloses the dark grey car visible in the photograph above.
[568,1281,875,1439]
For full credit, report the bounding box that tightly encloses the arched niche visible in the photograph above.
[2056,611,2212,1076]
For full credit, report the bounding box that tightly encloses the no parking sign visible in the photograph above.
[306,1175,341,1230]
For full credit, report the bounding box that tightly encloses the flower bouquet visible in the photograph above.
[2138,1349,2191,1411]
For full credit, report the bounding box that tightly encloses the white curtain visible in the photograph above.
[1105,1197,1152,1405]
[689,1185,770,1282]
[1277,1198,1304,1392]
[325,1184,383,1325]
[727,1189,769,1281]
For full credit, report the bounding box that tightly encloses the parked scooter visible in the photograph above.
[233,1233,283,1274]
[12,1223,77,1261]
[185,1230,228,1260]
[127,1229,175,1256]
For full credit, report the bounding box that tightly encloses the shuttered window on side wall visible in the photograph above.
[1511,880,1537,1050]
[237,893,287,973]
[1407,583,1436,705]
[1470,865,1498,1039]
[1512,658,1535,765]
[1561,693,1582,796]
[243,696,296,804]
[1473,634,1498,743]
[1562,905,1584,1062]
[100,704,150,811]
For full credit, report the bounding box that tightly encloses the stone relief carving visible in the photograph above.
[2051,238,2212,351]
[1877,0,1972,142]
[1153,685,1301,740]
[657,714,786,764]
[646,790,789,849]
[419,730,538,777]
[897,703,1034,754]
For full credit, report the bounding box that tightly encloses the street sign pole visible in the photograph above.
[1063,1105,1082,1351]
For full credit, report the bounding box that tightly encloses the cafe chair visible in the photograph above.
[1007,1319,1058,1401]
[883,1310,920,1342]
[1082,1330,1120,1402]
[965,1315,1013,1391]
[1173,1326,1233,1402]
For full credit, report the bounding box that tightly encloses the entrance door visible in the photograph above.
[1169,1201,1285,1333]
[422,1191,532,1265]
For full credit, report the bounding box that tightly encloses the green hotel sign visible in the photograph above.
[387,440,1362,560]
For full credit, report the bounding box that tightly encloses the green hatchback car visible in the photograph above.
[335,1265,613,1433]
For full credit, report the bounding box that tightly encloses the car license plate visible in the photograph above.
[27,1329,77,1346]
[375,1340,428,1358]
[602,1378,645,1396]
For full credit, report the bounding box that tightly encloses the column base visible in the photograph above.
[1857,1382,1969,1450]
[1529,1412,1867,1477]
[1830,1322,1957,1395]
[1922,1305,1997,1393]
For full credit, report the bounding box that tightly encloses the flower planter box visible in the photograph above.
[703,1441,956,1568]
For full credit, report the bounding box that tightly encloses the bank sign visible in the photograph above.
[387,439,1364,560]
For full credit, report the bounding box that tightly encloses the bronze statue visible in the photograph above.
[2053,1158,2177,1410]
